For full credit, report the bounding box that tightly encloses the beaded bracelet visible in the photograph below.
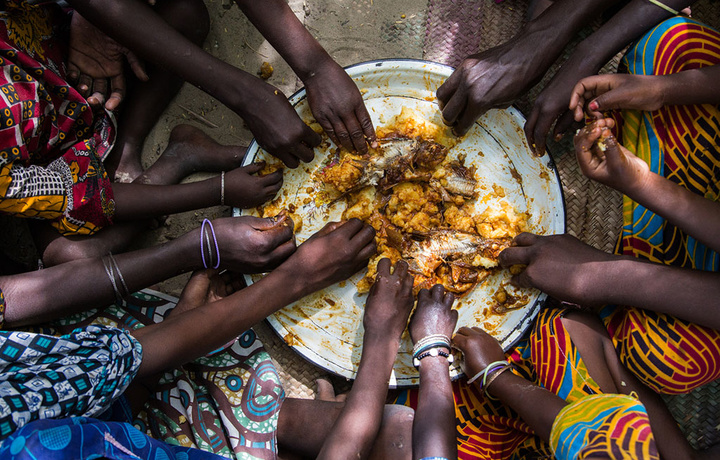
[414,347,454,368]
[413,341,451,359]
[220,171,226,206]
[413,334,451,356]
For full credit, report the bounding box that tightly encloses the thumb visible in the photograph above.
[242,161,266,175]
[249,212,292,232]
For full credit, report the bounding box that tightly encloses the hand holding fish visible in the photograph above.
[499,232,619,307]
[574,119,651,195]
[409,284,458,344]
[363,259,415,339]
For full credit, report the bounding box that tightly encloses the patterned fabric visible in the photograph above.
[47,289,285,460]
[605,17,720,395]
[0,1,116,235]
[0,417,226,459]
[397,308,600,460]
[549,394,659,460]
[0,325,141,441]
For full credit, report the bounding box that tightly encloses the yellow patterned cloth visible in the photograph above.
[550,394,659,460]
[605,17,720,395]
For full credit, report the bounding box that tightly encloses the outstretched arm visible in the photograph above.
[574,120,720,253]
[437,0,622,136]
[453,327,566,442]
[499,232,720,329]
[132,219,376,378]
[0,215,295,327]
[525,0,698,155]
[317,259,415,460]
[236,0,376,154]
[66,0,321,168]
[569,66,720,121]
[409,285,458,460]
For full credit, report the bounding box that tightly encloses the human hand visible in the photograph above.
[237,80,321,169]
[174,269,244,314]
[224,162,283,209]
[68,12,148,111]
[570,74,666,121]
[211,214,296,273]
[574,119,651,195]
[409,284,458,344]
[283,219,376,295]
[437,37,548,137]
[452,326,505,379]
[499,232,620,306]
[524,54,598,156]
[303,59,376,154]
[363,259,415,339]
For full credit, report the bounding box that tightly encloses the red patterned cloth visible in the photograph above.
[0,1,115,235]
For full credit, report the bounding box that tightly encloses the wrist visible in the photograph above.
[175,229,205,271]
[296,52,337,83]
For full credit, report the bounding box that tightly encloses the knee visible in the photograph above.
[372,405,415,459]
[40,237,107,267]
[156,0,210,45]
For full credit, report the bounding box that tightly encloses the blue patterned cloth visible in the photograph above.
[0,416,225,459]
[0,325,142,441]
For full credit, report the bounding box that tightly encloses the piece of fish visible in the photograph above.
[405,229,511,277]
[431,163,478,200]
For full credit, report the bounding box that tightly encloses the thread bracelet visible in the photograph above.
[414,347,454,368]
[466,360,508,386]
[646,0,679,15]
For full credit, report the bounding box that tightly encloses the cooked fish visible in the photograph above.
[405,230,511,277]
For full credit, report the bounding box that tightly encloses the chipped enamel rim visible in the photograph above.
[235,59,566,387]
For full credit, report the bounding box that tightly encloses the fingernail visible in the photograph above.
[589,101,599,111]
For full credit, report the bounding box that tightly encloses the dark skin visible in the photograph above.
[66,0,374,170]
[436,0,697,154]
[68,0,210,181]
[317,258,415,460]
[408,284,458,460]
[30,125,280,266]
[524,0,698,155]
[131,221,414,458]
[453,313,720,460]
[1,213,295,327]
[498,124,720,328]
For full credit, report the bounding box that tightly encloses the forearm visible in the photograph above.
[111,177,221,221]
[131,261,309,377]
[515,0,622,75]
[571,0,697,76]
[486,372,566,442]
[414,358,457,459]
[659,65,720,106]
[600,258,720,329]
[0,234,199,326]
[317,333,399,460]
[66,0,260,110]
[235,0,332,81]
[625,171,720,253]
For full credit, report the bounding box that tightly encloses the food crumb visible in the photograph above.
[259,61,274,80]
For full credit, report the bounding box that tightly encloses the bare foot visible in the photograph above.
[315,378,347,402]
[137,125,247,185]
